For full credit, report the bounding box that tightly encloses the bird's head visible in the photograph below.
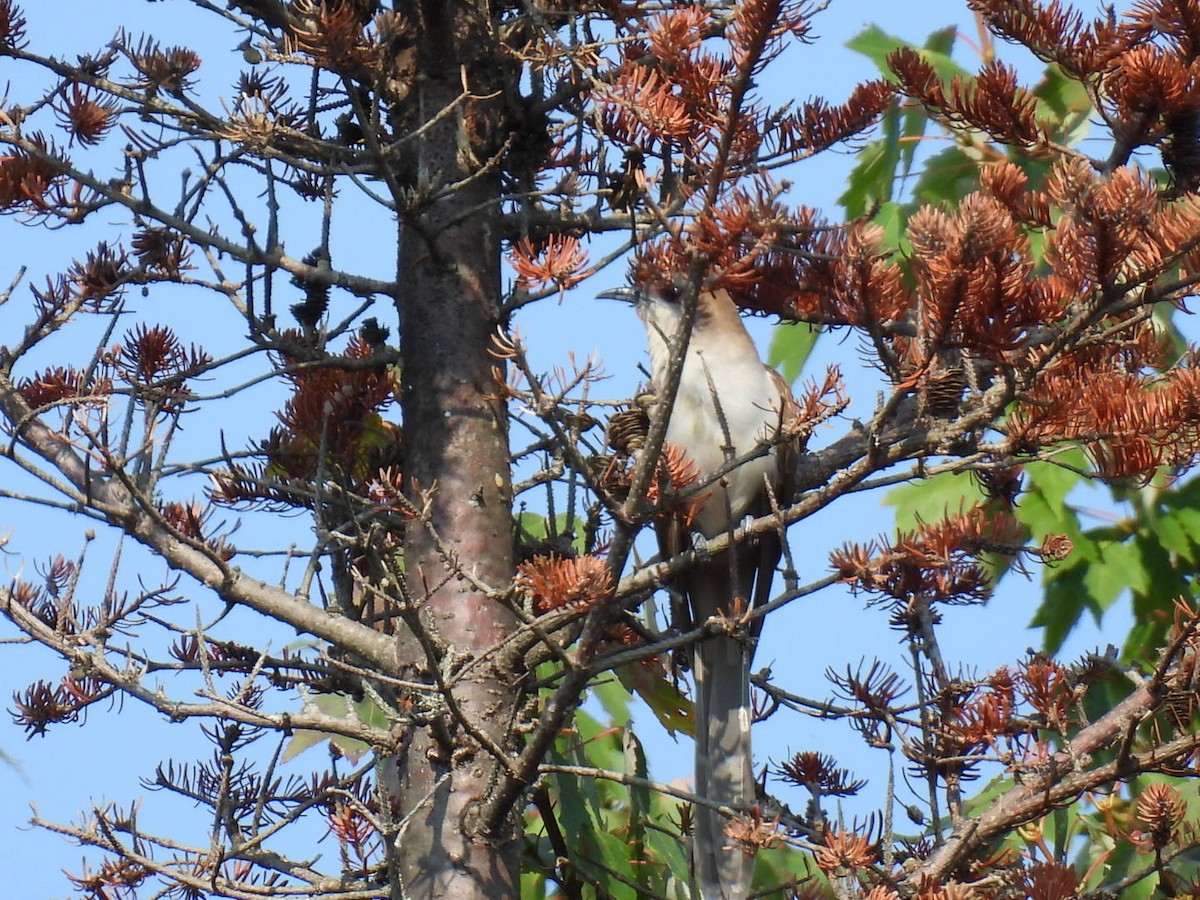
[596,277,697,332]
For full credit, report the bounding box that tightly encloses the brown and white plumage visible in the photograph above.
[602,282,798,900]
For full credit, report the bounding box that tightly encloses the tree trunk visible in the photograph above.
[391,3,520,897]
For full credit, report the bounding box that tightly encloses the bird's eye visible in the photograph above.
[661,284,681,303]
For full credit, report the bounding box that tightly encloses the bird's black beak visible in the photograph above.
[596,286,640,304]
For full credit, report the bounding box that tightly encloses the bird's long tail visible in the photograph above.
[692,603,755,899]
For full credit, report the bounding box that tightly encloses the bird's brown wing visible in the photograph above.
[745,368,801,644]
[652,492,695,642]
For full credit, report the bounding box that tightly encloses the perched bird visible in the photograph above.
[600,279,798,900]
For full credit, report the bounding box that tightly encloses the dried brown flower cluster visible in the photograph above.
[958,2,1200,194]
[720,805,784,857]
[0,0,24,49]
[288,0,381,71]
[131,227,192,277]
[1020,863,1081,900]
[68,241,131,311]
[515,554,613,614]
[66,856,152,897]
[212,335,399,509]
[0,134,70,213]
[509,234,590,293]
[775,750,866,797]
[814,827,876,876]
[590,3,893,315]
[115,324,210,400]
[773,80,899,158]
[159,499,235,560]
[17,364,111,409]
[52,84,118,147]
[801,597,1200,895]
[600,3,888,177]
[830,504,1028,610]
[11,675,105,737]
[1132,782,1189,853]
[598,440,709,529]
[17,324,208,441]
[890,52,1051,151]
[127,36,201,96]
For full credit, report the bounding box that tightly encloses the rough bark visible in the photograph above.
[391,3,521,897]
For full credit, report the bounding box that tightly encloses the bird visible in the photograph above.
[599,278,798,900]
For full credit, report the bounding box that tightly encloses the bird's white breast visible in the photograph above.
[643,302,783,536]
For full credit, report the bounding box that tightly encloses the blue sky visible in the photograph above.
[0,2,1138,896]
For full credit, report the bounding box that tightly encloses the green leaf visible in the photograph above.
[1033,564,1089,655]
[1021,455,1087,531]
[839,101,905,218]
[617,661,692,737]
[1080,564,1123,619]
[912,145,984,207]
[845,25,909,81]
[1088,539,1147,605]
[1126,532,1190,659]
[921,25,957,62]
[845,25,967,85]
[282,692,385,764]
[768,321,819,385]
[1015,489,1064,542]
[1035,527,1145,654]
[517,510,550,540]
[753,845,821,891]
[573,706,625,774]
[1026,223,1047,265]
[1167,473,1200,512]
[961,772,1016,814]
[547,772,603,881]
[1152,303,1190,364]
[520,871,549,899]
[1170,506,1200,552]
[594,674,634,726]
[1074,806,1129,894]
[1017,489,1090,558]
[280,725,329,762]
[589,831,640,899]
[619,729,652,893]
[515,510,586,555]
[551,727,597,815]
[623,728,651,824]
[874,200,909,251]
[1146,510,1198,565]
[883,472,986,531]
[644,827,692,898]
[564,716,644,896]
[1031,62,1092,146]
[842,27,964,205]
[839,135,889,218]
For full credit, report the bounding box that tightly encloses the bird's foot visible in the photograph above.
[713,595,754,635]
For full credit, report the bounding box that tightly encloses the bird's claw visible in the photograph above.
[714,595,754,635]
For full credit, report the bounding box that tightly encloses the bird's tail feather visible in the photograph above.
[691,574,755,900]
